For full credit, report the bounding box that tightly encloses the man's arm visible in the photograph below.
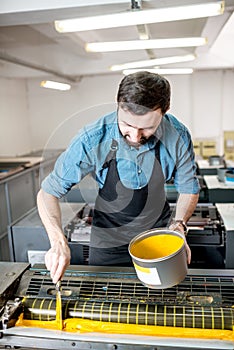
[37,188,71,283]
[169,192,199,264]
[174,192,199,223]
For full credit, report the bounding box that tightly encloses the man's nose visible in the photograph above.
[129,128,142,142]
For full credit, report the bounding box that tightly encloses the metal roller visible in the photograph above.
[22,298,234,330]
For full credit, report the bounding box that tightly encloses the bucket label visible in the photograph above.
[134,263,161,285]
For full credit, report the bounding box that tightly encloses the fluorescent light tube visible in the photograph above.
[123,68,194,75]
[40,80,71,91]
[110,54,196,71]
[54,1,224,33]
[86,37,207,52]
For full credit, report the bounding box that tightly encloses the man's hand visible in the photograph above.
[45,241,71,284]
[169,223,191,264]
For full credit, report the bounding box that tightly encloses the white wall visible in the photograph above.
[0,70,234,156]
[27,74,122,153]
[0,77,31,156]
[167,74,192,129]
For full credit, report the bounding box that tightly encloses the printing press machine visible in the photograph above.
[203,176,234,204]
[64,202,234,269]
[196,158,234,176]
[0,262,233,350]
[7,202,234,269]
[2,202,234,349]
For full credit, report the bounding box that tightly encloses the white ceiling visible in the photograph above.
[0,0,234,83]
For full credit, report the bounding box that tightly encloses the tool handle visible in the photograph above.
[55,280,61,291]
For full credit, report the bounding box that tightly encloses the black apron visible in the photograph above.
[89,139,170,266]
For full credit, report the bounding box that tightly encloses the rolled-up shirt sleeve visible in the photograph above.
[41,132,95,198]
[159,115,200,195]
[173,128,200,194]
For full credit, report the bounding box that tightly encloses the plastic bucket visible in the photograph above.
[128,229,187,289]
[217,167,227,182]
[225,169,234,186]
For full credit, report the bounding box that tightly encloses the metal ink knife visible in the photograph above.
[55,280,63,330]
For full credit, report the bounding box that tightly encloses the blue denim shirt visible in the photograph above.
[41,111,200,198]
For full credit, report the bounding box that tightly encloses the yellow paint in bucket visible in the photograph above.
[130,234,184,259]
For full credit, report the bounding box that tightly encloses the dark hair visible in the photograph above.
[117,71,171,115]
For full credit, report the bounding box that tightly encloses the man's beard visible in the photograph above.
[123,134,149,148]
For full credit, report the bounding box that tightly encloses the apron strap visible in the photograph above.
[102,139,118,170]
[155,139,160,163]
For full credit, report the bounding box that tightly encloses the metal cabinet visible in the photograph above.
[0,183,10,260]
[0,151,61,262]
[0,183,8,234]
[7,171,36,222]
[8,203,86,265]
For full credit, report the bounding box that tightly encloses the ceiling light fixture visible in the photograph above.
[123,68,194,75]
[54,1,224,33]
[40,80,71,91]
[110,54,196,71]
[86,37,207,53]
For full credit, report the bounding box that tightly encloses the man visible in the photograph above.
[37,71,200,284]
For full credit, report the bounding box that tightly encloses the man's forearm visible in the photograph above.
[37,188,66,246]
[174,193,199,223]
[37,188,70,283]
[169,192,199,264]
